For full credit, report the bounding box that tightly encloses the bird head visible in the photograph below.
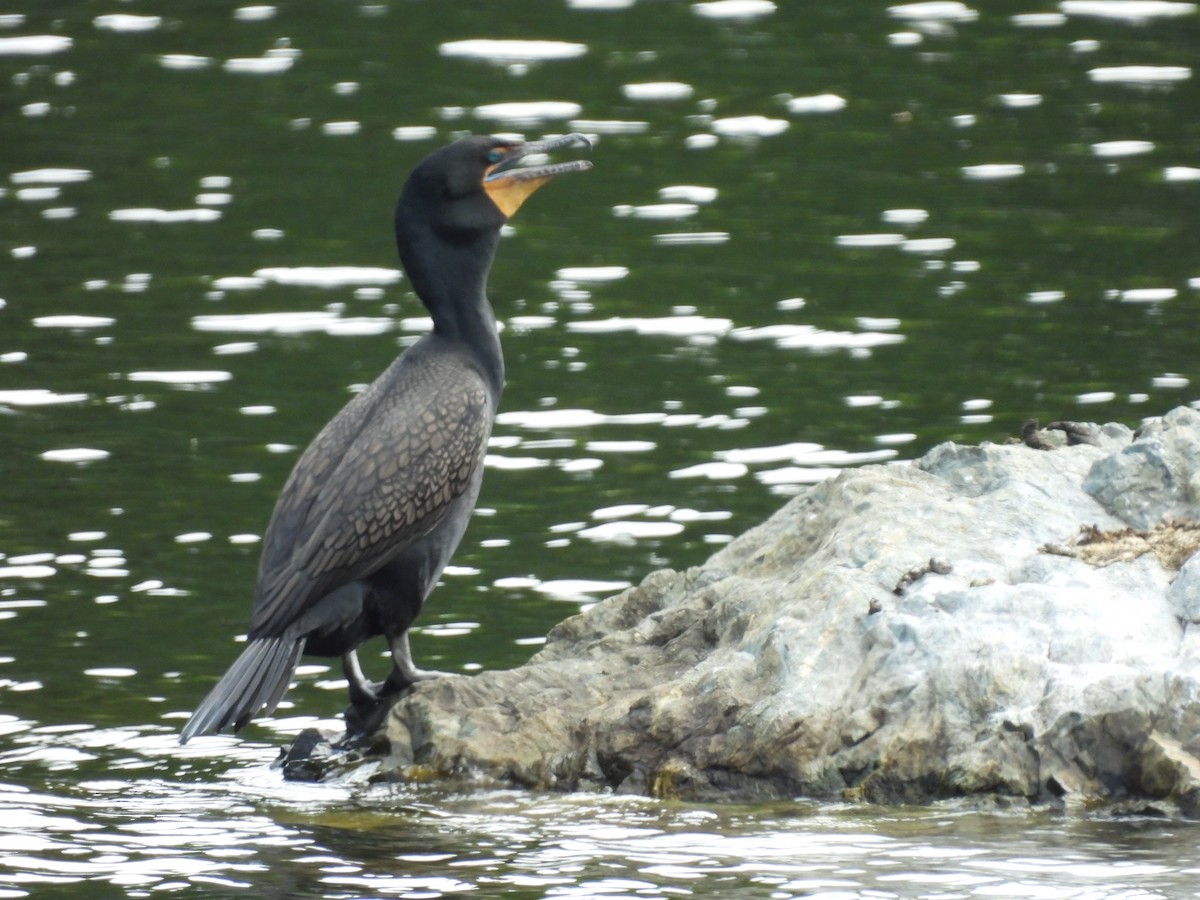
[399,133,593,239]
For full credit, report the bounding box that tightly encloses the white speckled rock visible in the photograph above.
[1084,406,1200,528]
[1169,554,1200,623]
[308,408,1200,816]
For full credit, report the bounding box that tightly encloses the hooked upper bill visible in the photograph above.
[483,132,593,217]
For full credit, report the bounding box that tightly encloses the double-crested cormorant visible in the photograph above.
[180,133,592,742]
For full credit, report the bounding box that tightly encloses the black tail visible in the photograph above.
[179,636,304,743]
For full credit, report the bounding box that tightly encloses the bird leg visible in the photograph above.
[341,649,380,707]
[380,631,456,695]
[340,649,393,740]
[340,634,455,741]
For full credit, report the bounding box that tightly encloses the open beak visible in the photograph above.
[483,132,593,218]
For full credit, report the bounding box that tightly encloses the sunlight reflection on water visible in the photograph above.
[4,0,1200,894]
[2,718,1197,899]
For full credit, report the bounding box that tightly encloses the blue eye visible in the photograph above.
[486,149,504,164]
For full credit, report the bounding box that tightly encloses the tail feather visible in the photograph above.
[179,637,304,743]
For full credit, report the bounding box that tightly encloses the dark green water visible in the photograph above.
[3,1,1200,896]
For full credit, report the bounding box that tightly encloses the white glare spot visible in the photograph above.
[224,55,294,75]
[659,185,718,204]
[1012,12,1067,25]
[555,266,629,282]
[711,116,789,137]
[127,370,232,385]
[0,389,88,406]
[998,93,1043,108]
[160,54,213,71]
[393,125,438,141]
[41,448,109,463]
[0,35,72,55]
[17,186,61,201]
[692,0,777,19]
[846,395,883,408]
[212,276,266,290]
[94,14,161,31]
[1120,288,1176,303]
[536,579,631,600]
[473,101,582,124]
[109,208,221,223]
[654,231,729,245]
[961,163,1025,180]
[1089,65,1190,84]
[234,5,277,21]
[321,121,361,136]
[1027,290,1065,304]
[614,202,698,220]
[902,237,956,254]
[836,233,906,248]
[576,521,685,543]
[670,461,749,480]
[1152,373,1189,388]
[786,93,847,114]
[1091,140,1155,158]
[32,315,114,328]
[11,167,91,184]
[623,82,694,101]
[881,208,928,224]
[440,39,587,62]
[254,266,401,286]
[1061,1,1197,24]
[0,565,55,579]
[887,1,979,21]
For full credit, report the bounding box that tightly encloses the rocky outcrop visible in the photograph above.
[294,407,1200,815]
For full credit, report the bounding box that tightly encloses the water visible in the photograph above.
[3,0,1200,895]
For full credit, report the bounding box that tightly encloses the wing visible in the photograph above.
[249,354,492,635]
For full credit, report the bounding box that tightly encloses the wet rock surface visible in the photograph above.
[289,407,1200,815]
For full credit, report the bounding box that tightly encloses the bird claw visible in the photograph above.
[342,668,459,741]
[383,665,457,694]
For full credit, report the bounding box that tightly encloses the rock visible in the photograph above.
[1169,554,1200,624]
[1084,406,1200,529]
[290,407,1200,815]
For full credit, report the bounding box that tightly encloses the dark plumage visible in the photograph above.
[180,133,592,743]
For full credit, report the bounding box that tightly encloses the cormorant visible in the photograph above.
[180,133,592,743]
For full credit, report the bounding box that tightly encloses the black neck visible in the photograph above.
[396,226,504,396]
